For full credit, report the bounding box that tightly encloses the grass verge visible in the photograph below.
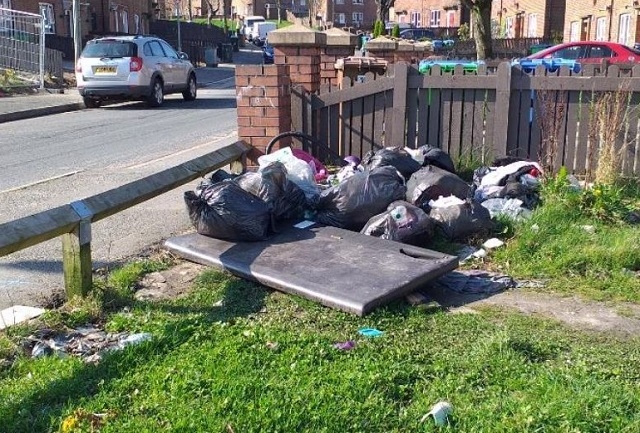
[1,270,639,432]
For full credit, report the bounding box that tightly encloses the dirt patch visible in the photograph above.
[134,261,206,302]
[136,259,640,336]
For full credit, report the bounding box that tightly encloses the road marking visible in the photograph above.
[0,170,84,194]
[200,77,235,88]
[124,131,238,170]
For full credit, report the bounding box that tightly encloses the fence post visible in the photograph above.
[62,201,93,298]
[493,62,512,157]
[391,62,408,146]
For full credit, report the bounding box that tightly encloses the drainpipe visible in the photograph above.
[102,0,107,34]
[607,0,613,41]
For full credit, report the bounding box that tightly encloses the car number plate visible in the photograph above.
[94,66,116,73]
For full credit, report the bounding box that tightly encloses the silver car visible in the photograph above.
[75,35,197,108]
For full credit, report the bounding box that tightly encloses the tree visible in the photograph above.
[374,0,394,24]
[460,0,493,60]
[204,0,220,27]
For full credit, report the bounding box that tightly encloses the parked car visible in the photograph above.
[263,42,274,64]
[75,35,197,108]
[526,41,640,64]
[399,28,436,40]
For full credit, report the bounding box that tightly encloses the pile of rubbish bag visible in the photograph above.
[184,143,543,244]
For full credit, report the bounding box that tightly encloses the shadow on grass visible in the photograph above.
[1,278,266,433]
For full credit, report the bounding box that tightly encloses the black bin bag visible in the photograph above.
[361,147,422,181]
[415,145,456,173]
[234,162,307,221]
[184,180,272,241]
[429,200,494,241]
[361,200,434,245]
[314,166,407,231]
[406,165,470,211]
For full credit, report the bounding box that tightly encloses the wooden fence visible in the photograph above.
[0,142,248,298]
[293,62,640,177]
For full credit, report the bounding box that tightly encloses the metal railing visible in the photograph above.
[0,141,248,298]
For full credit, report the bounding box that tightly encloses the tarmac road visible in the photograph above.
[0,46,263,310]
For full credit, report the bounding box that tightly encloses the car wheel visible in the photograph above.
[83,97,101,108]
[147,78,164,107]
[182,73,197,101]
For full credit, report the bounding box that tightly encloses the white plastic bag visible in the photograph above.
[258,147,319,200]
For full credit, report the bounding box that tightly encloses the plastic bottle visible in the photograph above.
[390,205,409,227]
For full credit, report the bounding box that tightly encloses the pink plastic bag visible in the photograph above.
[292,148,328,182]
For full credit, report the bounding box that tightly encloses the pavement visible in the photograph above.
[0,46,263,124]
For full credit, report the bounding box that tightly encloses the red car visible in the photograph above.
[527,41,640,64]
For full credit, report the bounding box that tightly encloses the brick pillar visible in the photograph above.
[365,37,398,65]
[268,24,326,93]
[395,40,417,64]
[320,27,358,87]
[236,64,292,164]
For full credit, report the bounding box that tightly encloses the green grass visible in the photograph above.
[489,178,640,302]
[1,173,640,431]
[1,270,639,432]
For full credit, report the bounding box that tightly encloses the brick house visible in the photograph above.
[391,0,467,29]
[8,0,151,38]
[564,0,640,45]
[490,0,566,39]
[331,0,375,29]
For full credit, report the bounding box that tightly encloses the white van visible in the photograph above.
[251,22,276,43]
[242,16,266,40]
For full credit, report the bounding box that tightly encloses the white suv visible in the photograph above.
[75,35,197,108]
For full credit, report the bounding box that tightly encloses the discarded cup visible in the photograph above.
[421,401,453,426]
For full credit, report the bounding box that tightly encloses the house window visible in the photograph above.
[505,16,514,38]
[39,3,55,34]
[618,13,631,45]
[410,11,421,28]
[335,0,344,4]
[352,0,363,4]
[569,21,580,41]
[122,10,129,33]
[335,13,345,24]
[134,14,140,34]
[0,0,13,35]
[446,10,455,27]
[527,13,537,37]
[595,16,606,41]
[430,10,440,27]
[352,12,363,25]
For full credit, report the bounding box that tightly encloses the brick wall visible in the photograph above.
[236,64,292,164]
[274,46,321,93]
[490,0,563,39]
[393,0,464,28]
[564,0,640,44]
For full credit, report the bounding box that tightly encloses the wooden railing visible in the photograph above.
[0,141,249,298]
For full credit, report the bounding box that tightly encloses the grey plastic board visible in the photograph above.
[164,223,458,316]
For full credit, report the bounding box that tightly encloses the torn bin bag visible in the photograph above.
[184,180,272,241]
[406,165,470,212]
[314,166,407,231]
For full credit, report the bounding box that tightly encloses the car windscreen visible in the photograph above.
[82,40,137,58]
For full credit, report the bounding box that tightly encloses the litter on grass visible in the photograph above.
[421,401,453,426]
[358,328,384,337]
